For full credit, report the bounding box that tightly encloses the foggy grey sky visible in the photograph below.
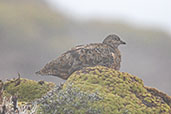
[47,0,171,33]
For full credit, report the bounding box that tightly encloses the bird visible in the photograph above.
[36,34,126,80]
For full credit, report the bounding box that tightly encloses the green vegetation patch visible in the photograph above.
[38,66,171,113]
[3,78,55,102]
[63,66,171,114]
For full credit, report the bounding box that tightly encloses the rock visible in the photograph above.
[38,66,171,114]
[38,80,45,85]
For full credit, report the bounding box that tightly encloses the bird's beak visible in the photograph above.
[120,40,126,44]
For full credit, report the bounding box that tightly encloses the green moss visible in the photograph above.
[37,66,171,113]
[3,78,55,102]
[63,66,171,114]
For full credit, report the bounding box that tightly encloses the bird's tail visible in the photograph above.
[35,68,53,76]
[35,71,41,75]
[35,70,45,75]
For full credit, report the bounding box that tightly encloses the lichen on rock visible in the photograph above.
[38,66,171,114]
[37,83,103,114]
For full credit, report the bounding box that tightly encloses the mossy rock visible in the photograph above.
[3,78,55,102]
[60,66,170,114]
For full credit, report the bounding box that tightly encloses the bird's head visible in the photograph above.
[103,34,126,48]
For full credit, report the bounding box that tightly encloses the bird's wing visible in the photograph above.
[36,45,87,79]
[82,43,121,70]
[36,43,119,79]
[71,43,115,67]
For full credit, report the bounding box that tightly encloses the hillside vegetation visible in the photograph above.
[37,66,171,113]
[0,0,170,95]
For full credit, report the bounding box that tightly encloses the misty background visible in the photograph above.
[0,0,171,95]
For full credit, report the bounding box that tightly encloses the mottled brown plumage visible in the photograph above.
[36,34,126,79]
